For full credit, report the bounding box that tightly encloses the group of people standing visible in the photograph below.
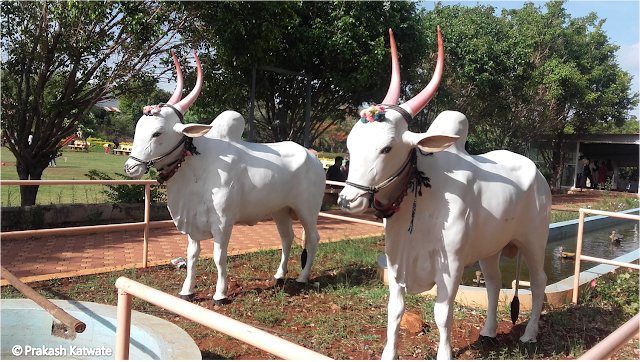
[578,157,613,189]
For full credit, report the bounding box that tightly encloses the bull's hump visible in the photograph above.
[208,111,244,141]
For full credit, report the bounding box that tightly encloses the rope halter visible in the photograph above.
[126,103,199,182]
[345,104,431,232]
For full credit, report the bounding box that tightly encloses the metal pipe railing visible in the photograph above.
[578,313,640,360]
[571,208,640,360]
[1,179,158,267]
[1,266,86,333]
[114,277,332,360]
[572,208,640,304]
[1,179,383,270]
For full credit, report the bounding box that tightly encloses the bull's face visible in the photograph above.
[124,51,210,179]
[338,27,457,214]
[338,108,458,213]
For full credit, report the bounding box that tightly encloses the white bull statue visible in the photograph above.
[124,52,326,305]
[338,28,551,359]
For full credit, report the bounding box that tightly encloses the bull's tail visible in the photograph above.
[510,252,522,324]
[292,208,306,268]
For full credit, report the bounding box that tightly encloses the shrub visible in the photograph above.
[85,169,166,204]
[589,268,639,317]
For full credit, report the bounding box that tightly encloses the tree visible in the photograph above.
[420,1,638,186]
[1,1,191,206]
[509,1,637,186]
[183,1,428,144]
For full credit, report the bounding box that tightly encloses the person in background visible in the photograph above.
[606,159,614,185]
[598,161,608,189]
[582,157,591,188]
[588,159,597,188]
[326,156,345,189]
[49,151,59,167]
[341,160,350,179]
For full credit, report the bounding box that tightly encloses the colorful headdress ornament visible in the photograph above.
[360,105,386,123]
[143,105,162,116]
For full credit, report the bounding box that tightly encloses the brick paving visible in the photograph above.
[1,210,384,285]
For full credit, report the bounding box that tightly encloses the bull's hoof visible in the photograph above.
[269,277,285,286]
[478,335,497,347]
[178,293,195,302]
[211,298,231,306]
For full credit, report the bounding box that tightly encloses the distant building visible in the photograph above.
[96,98,119,112]
[531,134,639,192]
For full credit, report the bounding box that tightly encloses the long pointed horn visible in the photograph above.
[166,51,184,105]
[381,29,400,105]
[174,51,203,114]
[401,26,444,117]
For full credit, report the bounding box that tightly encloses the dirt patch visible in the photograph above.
[1,190,637,359]
[552,193,604,206]
[3,246,637,360]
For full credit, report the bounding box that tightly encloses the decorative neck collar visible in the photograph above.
[156,137,200,184]
[370,148,432,233]
[157,147,189,184]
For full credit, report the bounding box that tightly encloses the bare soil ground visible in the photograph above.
[551,192,604,206]
[4,258,637,360]
[1,191,638,359]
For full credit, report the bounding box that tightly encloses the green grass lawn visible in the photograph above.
[1,147,135,206]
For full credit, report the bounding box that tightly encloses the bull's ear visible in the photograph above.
[403,132,459,153]
[173,123,212,138]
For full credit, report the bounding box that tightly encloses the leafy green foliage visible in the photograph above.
[1,1,190,205]
[184,1,427,144]
[590,268,639,318]
[420,1,638,184]
[84,169,166,204]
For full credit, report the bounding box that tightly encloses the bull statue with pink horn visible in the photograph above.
[125,51,326,306]
[338,28,550,359]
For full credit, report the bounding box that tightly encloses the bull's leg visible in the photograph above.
[272,208,295,283]
[295,210,320,284]
[381,276,406,360]
[179,236,201,301]
[433,271,462,360]
[519,245,547,343]
[478,251,502,341]
[211,227,233,305]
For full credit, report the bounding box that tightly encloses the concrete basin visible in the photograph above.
[1,299,201,360]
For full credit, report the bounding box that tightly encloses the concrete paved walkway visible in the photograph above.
[1,211,384,286]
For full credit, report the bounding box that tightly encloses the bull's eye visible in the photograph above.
[152,132,162,138]
[381,146,392,154]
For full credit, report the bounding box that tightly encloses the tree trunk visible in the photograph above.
[16,157,48,206]
[550,132,566,189]
[20,184,40,206]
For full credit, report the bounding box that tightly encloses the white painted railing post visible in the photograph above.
[143,183,151,268]
[115,289,133,360]
[114,277,332,360]
[572,210,586,304]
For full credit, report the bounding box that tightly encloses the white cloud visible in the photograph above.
[616,43,639,117]
[617,43,640,72]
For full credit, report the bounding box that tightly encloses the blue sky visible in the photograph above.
[421,0,640,117]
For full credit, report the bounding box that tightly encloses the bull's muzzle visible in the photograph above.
[123,159,146,180]
[338,189,370,214]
